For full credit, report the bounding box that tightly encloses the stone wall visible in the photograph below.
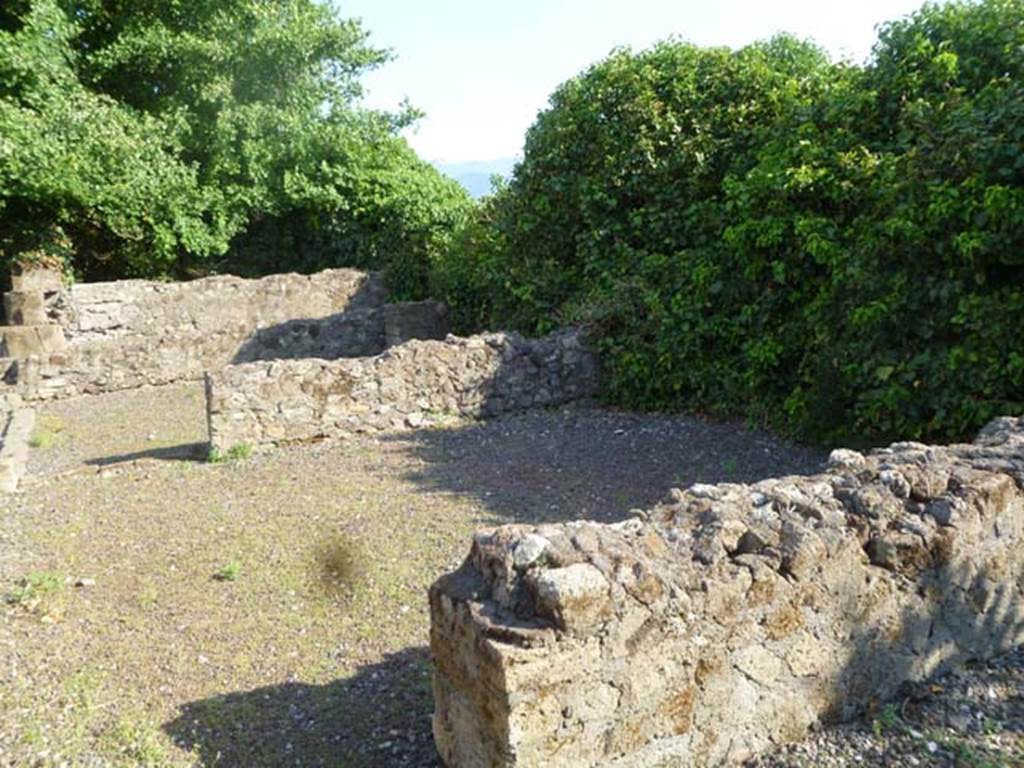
[429,418,1024,767]
[206,329,598,450]
[3,268,395,400]
[46,269,385,342]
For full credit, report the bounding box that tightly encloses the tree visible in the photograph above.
[0,0,470,287]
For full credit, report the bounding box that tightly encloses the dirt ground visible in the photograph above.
[1,384,1019,767]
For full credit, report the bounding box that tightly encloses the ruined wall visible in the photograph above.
[206,329,598,450]
[5,269,390,399]
[46,270,387,341]
[430,418,1024,767]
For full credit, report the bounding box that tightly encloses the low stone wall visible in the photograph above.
[206,329,598,450]
[429,418,1024,767]
[5,269,388,400]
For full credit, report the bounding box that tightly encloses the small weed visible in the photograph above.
[207,443,254,463]
[5,571,62,606]
[28,415,65,450]
[136,582,159,609]
[723,457,739,476]
[213,561,242,582]
[28,431,53,449]
[980,716,1001,736]
[940,735,1005,768]
[424,408,461,428]
[872,702,900,738]
[65,668,107,710]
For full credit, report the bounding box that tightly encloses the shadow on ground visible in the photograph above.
[165,647,441,768]
[830,556,1024,718]
[381,407,827,525]
[83,441,209,466]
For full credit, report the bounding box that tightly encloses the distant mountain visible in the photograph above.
[435,158,517,199]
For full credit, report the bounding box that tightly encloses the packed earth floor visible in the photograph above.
[0,384,1020,767]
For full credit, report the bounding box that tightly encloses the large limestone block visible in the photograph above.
[429,417,1024,767]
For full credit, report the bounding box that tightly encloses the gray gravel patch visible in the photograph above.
[374,404,828,524]
[23,382,208,477]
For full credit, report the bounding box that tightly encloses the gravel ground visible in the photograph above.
[24,383,208,477]
[1,384,1020,767]
[751,648,1024,767]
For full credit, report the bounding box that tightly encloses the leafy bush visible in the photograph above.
[435,0,1024,445]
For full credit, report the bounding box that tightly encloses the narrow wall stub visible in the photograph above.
[429,418,1024,767]
[0,402,34,493]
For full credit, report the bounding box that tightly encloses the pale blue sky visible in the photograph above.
[337,0,928,164]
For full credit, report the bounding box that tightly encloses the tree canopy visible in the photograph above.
[0,0,470,285]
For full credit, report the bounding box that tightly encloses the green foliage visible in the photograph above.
[213,561,242,582]
[435,1,1024,445]
[0,0,470,286]
[429,189,510,332]
[207,443,253,464]
[5,571,62,605]
[872,703,901,737]
[219,118,472,300]
[28,413,65,449]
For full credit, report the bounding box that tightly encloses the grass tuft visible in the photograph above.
[213,561,242,582]
[207,443,254,464]
[28,415,66,450]
[5,571,63,606]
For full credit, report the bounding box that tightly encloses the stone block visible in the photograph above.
[3,290,47,325]
[0,325,67,357]
[0,406,34,493]
[10,265,63,293]
[429,418,1024,767]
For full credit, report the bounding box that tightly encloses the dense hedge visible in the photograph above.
[435,0,1024,445]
